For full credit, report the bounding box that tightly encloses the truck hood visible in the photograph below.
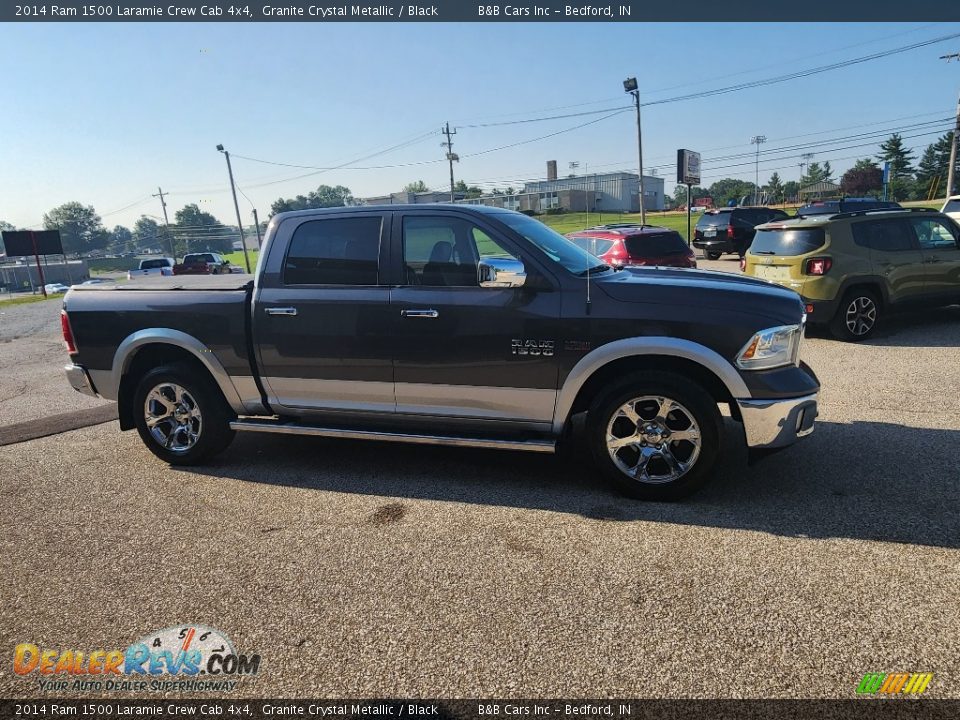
[596,266,804,325]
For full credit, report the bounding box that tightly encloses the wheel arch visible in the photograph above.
[113,330,243,430]
[552,337,748,434]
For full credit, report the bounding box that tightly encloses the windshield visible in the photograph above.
[696,210,730,228]
[943,199,960,214]
[497,213,606,274]
[751,228,826,256]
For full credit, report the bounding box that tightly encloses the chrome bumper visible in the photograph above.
[65,364,98,398]
[736,393,818,449]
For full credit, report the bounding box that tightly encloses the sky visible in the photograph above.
[1,21,959,232]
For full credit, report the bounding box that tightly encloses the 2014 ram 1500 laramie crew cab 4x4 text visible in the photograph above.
[62,205,819,500]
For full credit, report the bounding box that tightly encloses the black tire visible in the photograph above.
[132,361,235,465]
[586,371,722,501]
[706,250,722,260]
[829,288,880,341]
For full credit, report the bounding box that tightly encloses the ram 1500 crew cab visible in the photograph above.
[62,205,819,500]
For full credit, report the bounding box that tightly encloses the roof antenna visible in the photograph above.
[585,263,592,315]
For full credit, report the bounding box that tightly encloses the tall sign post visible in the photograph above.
[677,149,701,247]
[1,230,64,297]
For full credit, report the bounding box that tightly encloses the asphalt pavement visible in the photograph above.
[0,258,958,699]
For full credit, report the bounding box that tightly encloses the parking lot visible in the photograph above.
[0,258,958,698]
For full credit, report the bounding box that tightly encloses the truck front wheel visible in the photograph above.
[132,362,236,465]
[587,372,722,501]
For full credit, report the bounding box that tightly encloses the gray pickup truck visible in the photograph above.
[62,205,819,500]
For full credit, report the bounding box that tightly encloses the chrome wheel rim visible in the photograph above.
[844,296,877,336]
[605,395,701,484]
[144,383,202,453]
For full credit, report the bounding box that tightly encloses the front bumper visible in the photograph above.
[736,393,818,449]
[65,364,98,398]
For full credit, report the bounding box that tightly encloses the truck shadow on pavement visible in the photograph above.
[186,417,960,549]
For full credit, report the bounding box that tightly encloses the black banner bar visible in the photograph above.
[1,700,959,720]
[2,1,960,22]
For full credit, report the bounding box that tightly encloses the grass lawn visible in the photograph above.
[223,250,259,269]
[541,211,700,240]
[0,293,58,308]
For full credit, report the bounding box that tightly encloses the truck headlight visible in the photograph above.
[736,324,802,370]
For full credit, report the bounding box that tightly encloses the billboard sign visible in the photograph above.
[677,149,701,185]
[1,230,64,257]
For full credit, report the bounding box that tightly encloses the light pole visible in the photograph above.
[216,144,252,273]
[624,77,646,225]
[750,135,766,204]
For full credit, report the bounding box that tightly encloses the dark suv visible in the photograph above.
[567,224,696,268]
[693,207,790,259]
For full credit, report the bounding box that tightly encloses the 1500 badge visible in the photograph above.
[511,339,554,357]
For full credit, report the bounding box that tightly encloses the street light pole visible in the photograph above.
[624,77,646,225]
[751,135,766,204]
[252,208,263,250]
[216,144,251,273]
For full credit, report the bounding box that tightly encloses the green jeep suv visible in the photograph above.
[743,208,960,341]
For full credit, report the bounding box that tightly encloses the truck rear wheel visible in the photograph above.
[706,250,722,260]
[133,362,235,465]
[586,371,722,501]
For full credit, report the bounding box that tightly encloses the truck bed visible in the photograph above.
[77,275,253,292]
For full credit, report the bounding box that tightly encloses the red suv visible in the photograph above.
[567,224,697,268]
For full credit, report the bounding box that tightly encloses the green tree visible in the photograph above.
[454,180,483,199]
[174,204,233,255]
[270,184,354,215]
[707,178,757,207]
[109,225,133,252]
[42,202,108,256]
[765,172,784,203]
[877,133,915,202]
[402,180,430,193]
[0,220,15,256]
[914,133,954,200]
[782,181,800,202]
[672,185,710,207]
[134,216,175,257]
[800,161,833,188]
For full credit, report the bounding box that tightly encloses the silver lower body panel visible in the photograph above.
[230,418,556,453]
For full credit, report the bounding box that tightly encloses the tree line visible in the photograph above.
[674,132,956,207]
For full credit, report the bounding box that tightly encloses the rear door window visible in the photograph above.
[750,228,826,256]
[852,219,916,252]
[283,216,382,285]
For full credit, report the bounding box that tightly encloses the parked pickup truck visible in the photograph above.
[173,252,230,275]
[62,205,819,500]
[127,257,174,280]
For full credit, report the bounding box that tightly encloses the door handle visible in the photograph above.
[401,309,439,318]
[926,256,941,263]
[265,307,298,316]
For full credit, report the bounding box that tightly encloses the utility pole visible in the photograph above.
[624,77,646,224]
[442,122,459,203]
[252,208,263,249]
[216,145,252,273]
[750,135,766,204]
[152,186,176,261]
[940,52,960,198]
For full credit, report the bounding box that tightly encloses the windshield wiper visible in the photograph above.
[577,264,612,277]
[753,251,777,255]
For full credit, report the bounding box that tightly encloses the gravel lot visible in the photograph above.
[0,259,958,699]
[0,297,111,426]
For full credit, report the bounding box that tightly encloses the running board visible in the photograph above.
[229,419,556,454]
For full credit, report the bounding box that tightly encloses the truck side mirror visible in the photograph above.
[478,257,526,288]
